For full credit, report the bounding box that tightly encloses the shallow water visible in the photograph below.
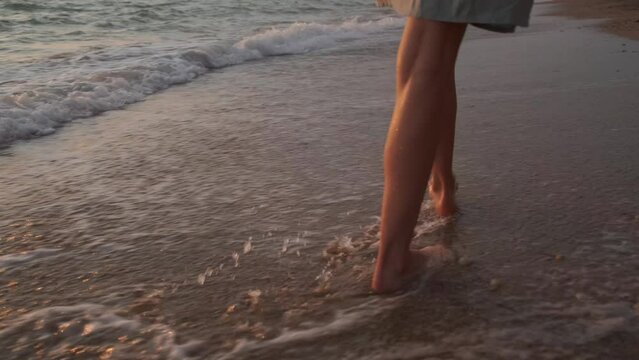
[2,2,639,360]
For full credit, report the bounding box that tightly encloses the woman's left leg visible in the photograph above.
[372,18,466,293]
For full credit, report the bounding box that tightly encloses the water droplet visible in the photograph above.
[197,274,206,285]
[243,238,253,254]
[281,239,290,253]
[57,322,71,334]
[82,323,95,336]
[247,289,262,311]
[232,252,240,267]
[99,347,114,360]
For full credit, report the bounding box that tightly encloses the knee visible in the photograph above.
[401,57,454,92]
[415,59,454,81]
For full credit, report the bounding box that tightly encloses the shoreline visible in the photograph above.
[552,0,639,40]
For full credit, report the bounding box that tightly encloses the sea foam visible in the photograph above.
[0,17,403,148]
[0,303,201,360]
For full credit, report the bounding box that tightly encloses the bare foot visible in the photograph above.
[371,244,456,293]
[428,175,458,217]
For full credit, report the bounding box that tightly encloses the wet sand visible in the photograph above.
[2,3,639,359]
[552,0,639,40]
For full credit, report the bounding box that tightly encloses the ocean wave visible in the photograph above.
[0,17,403,148]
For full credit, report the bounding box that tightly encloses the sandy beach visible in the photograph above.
[1,1,638,359]
[553,0,639,40]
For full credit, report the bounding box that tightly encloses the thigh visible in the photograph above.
[397,18,467,84]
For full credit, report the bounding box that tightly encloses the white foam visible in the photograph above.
[0,17,404,147]
[235,17,403,57]
[0,248,60,269]
[0,303,201,360]
[216,296,402,359]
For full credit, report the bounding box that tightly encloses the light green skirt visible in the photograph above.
[377,0,534,33]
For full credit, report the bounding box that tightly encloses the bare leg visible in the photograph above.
[372,18,466,293]
[429,78,459,217]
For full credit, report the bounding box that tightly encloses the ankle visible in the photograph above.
[431,172,455,193]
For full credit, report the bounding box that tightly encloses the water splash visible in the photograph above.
[232,252,240,267]
[243,237,253,254]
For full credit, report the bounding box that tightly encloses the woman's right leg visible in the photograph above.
[372,18,466,293]
[429,76,459,217]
